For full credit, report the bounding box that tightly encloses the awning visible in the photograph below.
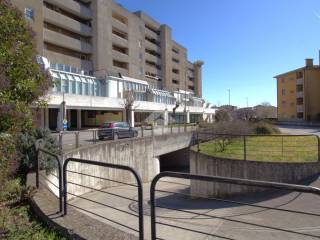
[149,89,174,98]
[67,74,74,81]
[51,71,59,79]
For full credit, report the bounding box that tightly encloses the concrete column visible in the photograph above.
[77,109,82,129]
[164,109,169,126]
[130,110,135,127]
[44,108,49,130]
[186,110,190,124]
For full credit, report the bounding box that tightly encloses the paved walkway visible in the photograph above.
[70,176,320,240]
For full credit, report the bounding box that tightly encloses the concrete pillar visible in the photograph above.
[77,109,82,129]
[186,110,190,124]
[44,108,49,130]
[130,110,135,127]
[164,109,169,126]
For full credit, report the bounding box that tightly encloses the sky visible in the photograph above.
[116,0,320,107]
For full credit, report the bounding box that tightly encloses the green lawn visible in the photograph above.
[197,136,319,162]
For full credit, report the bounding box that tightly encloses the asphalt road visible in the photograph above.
[277,125,320,136]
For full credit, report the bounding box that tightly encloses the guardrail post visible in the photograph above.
[243,135,247,161]
[151,125,154,137]
[141,126,144,137]
[75,132,80,148]
[92,130,96,144]
[63,162,67,216]
[197,131,200,152]
[170,124,173,134]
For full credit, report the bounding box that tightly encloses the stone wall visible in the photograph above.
[190,150,320,198]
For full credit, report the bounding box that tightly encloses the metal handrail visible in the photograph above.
[63,158,144,240]
[150,171,320,240]
[36,147,63,213]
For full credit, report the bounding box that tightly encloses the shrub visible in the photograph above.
[16,128,60,177]
[252,122,280,135]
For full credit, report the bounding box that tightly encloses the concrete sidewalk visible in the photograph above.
[71,176,320,240]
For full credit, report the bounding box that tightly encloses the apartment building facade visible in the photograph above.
[275,58,320,121]
[12,0,214,130]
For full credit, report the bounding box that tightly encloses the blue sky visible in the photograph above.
[116,0,320,107]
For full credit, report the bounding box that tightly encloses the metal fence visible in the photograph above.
[150,171,320,240]
[196,131,320,162]
[52,124,198,151]
[62,158,144,240]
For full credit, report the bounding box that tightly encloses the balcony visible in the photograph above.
[145,53,161,65]
[111,34,128,48]
[145,39,161,52]
[296,78,303,85]
[112,51,129,63]
[297,105,304,113]
[44,29,92,54]
[44,7,92,37]
[45,0,92,19]
[145,28,160,42]
[112,18,128,35]
[296,91,303,98]
[43,49,93,70]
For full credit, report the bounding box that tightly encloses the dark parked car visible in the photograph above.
[98,121,138,140]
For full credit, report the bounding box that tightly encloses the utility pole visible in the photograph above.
[246,97,249,108]
[228,89,231,106]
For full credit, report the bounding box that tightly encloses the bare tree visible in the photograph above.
[122,90,135,126]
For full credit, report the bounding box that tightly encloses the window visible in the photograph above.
[172,58,179,63]
[172,79,179,84]
[296,84,303,92]
[296,71,303,79]
[172,68,179,74]
[297,98,303,105]
[172,48,179,54]
[25,8,34,20]
[188,85,195,91]
[282,89,286,96]
[58,64,64,71]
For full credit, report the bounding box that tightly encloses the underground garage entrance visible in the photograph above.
[159,148,190,172]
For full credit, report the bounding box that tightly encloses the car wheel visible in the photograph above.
[113,133,119,140]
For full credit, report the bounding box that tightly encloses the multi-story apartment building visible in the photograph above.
[12,0,214,130]
[275,58,320,121]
